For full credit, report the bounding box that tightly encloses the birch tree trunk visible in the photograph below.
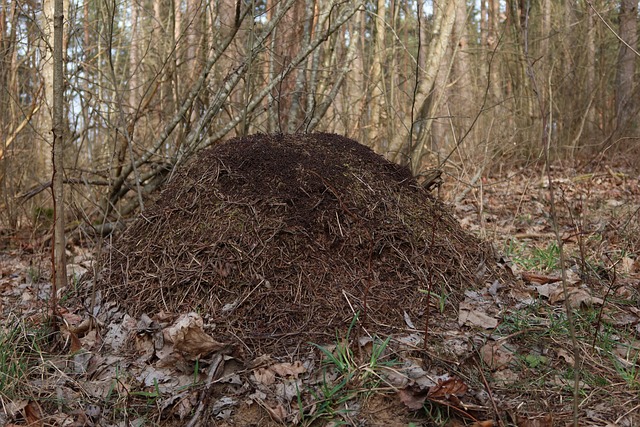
[36,0,55,180]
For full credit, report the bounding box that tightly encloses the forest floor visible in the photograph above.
[1,159,639,427]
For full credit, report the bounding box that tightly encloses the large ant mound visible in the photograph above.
[98,133,505,356]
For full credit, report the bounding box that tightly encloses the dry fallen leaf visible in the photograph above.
[523,272,561,285]
[134,333,156,361]
[534,282,558,298]
[398,376,471,413]
[80,330,99,349]
[567,288,603,308]
[270,361,306,378]
[398,387,429,410]
[163,312,226,358]
[264,402,288,423]
[175,394,195,420]
[480,340,514,370]
[458,302,498,329]
[427,377,468,400]
[515,414,553,427]
[556,348,574,365]
[24,401,43,427]
[68,329,83,353]
[254,367,276,385]
[248,354,273,369]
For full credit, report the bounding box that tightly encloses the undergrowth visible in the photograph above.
[0,316,52,422]
[300,315,397,425]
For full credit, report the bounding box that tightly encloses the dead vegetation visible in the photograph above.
[96,133,507,357]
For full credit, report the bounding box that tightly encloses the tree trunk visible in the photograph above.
[488,0,501,104]
[615,0,637,129]
[400,0,457,173]
[287,0,315,132]
[367,0,387,149]
[37,0,55,180]
[585,1,596,136]
[51,0,67,322]
[450,0,473,151]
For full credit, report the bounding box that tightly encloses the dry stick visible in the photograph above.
[475,360,505,427]
[591,255,617,349]
[522,2,580,425]
[50,0,67,332]
[185,352,224,427]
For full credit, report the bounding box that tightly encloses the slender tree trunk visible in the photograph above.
[37,0,55,180]
[128,0,139,112]
[51,0,67,323]
[0,0,19,226]
[488,0,500,103]
[387,0,456,173]
[287,0,315,132]
[367,0,387,149]
[266,0,279,132]
[450,0,473,150]
[540,0,550,105]
[585,1,596,136]
[615,0,637,130]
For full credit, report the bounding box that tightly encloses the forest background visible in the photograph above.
[0,0,638,230]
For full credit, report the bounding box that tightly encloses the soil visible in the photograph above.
[96,133,509,358]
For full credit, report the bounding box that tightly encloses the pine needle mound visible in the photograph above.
[98,133,504,356]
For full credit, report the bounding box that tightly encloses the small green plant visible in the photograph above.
[0,325,29,398]
[300,314,396,424]
[418,289,447,313]
[298,371,353,425]
[503,239,562,272]
[423,400,451,425]
[531,242,561,271]
[0,318,49,405]
[130,378,162,405]
[611,345,640,389]
[314,316,358,374]
[523,353,548,369]
[27,264,43,284]
[193,358,200,384]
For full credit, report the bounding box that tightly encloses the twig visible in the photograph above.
[475,360,505,427]
[185,352,224,427]
[522,2,580,424]
[591,255,617,349]
[586,0,640,58]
